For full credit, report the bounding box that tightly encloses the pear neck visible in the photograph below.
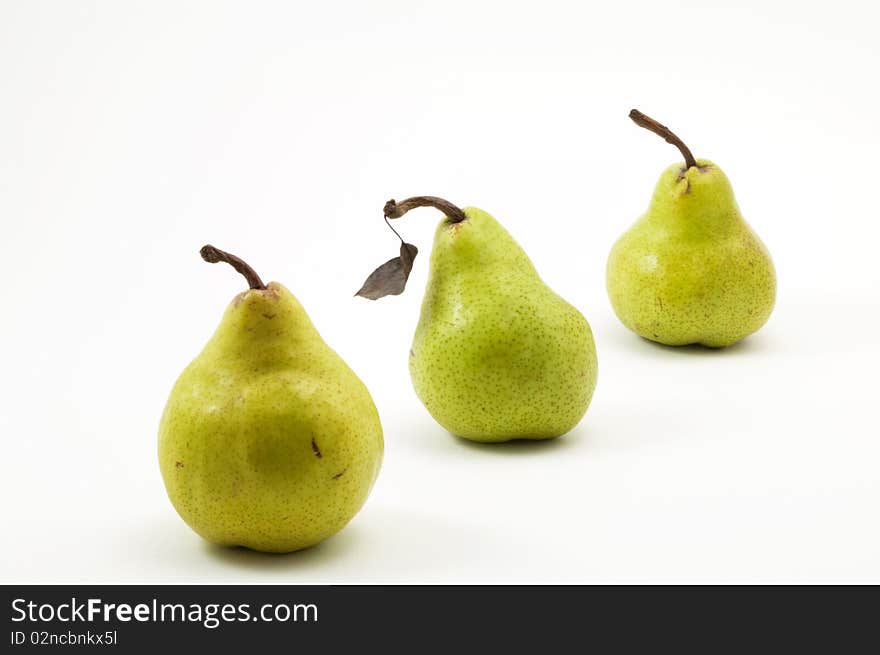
[207,286,318,359]
[646,166,740,233]
[428,207,537,278]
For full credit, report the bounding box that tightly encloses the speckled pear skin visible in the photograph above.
[158,282,383,553]
[409,208,598,443]
[607,159,776,347]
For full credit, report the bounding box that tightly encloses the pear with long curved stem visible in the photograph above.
[606,110,776,348]
[159,246,383,552]
[358,196,598,442]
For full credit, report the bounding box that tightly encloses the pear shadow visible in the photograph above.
[450,424,589,456]
[199,525,359,572]
[637,336,762,356]
[601,322,773,358]
[391,406,592,459]
[196,505,502,582]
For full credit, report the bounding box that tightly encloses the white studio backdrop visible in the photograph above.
[1,0,878,582]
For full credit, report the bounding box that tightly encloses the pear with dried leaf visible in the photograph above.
[160,246,383,553]
[358,197,597,442]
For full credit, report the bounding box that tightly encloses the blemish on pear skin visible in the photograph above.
[262,313,276,319]
[311,437,322,458]
[175,461,184,468]
[332,467,347,480]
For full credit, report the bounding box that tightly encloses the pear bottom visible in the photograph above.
[159,388,382,554]
[159,381,383,554]
[408,316,597,444]
[606,231,776,348]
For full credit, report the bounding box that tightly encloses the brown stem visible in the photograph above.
[200,245,266,290]
[629,109,697,170]
[384,196,467,224]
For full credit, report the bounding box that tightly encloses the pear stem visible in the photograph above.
[629,109,697,170]
[384,196,467,224]
[200,245,267,290]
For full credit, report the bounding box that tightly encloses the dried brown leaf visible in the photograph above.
[355,242,418,300]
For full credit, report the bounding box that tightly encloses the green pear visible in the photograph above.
[357,197,597,443]
[159,246,383,553]
[607,110,776,347]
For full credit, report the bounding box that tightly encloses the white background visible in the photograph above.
[2,0,878,583]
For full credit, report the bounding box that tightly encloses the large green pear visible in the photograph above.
[159,246,383,553]
[358,197,597,443]
[607,110,776,347]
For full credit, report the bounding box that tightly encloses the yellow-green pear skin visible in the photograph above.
[159,282,383,553]
[409,208,598,443]
[607,160,776,347]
